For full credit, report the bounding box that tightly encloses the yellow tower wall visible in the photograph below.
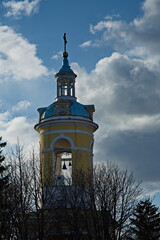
[35,118,98,187]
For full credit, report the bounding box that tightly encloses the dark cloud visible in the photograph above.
[95,130,160,182]
[73,0,160,195]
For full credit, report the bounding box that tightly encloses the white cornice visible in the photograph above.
[41,115,92,122]
[35,117,98,133]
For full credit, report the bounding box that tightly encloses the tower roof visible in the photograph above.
[57,33,74,74]
[36,34,96,122]
[38,100,92,119]
[58,54,74,73]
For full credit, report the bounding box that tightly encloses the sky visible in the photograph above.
[0,0,160,205]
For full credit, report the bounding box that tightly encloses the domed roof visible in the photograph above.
[43,103,56,118]
[70,101,90,117]
[39,100,91,120]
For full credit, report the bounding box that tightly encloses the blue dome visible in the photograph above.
[43,100,90,119]
[70,101,89,117]
[44,103,56,118]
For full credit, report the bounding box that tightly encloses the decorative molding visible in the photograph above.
[42,146,91,153]
[35,118,98,133]
[40,129,93,137]
[41,115,92,122]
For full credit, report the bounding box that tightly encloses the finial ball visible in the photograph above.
[63,51,68,57]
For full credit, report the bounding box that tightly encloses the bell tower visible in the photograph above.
[35,34,98,188]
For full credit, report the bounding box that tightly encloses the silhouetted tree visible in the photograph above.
[0,137,7,191]
[2,142,143,240]
[85,162,142,240]
[127,199,160,240]
[0,137,9,240]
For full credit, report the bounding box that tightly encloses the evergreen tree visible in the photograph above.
[128,199,160,240]
[0,137,8,191]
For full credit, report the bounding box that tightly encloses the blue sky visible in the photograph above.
[0,0,160,205]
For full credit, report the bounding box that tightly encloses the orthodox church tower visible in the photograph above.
[35,34,98,189]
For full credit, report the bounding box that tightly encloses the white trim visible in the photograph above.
[35,118,98,133]
[40,129,93,137]
[42,146,91,153]
[41,115,92,122]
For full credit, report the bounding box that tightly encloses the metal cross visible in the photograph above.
[63,33,67,52]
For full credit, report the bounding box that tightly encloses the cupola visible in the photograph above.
[55,33,77,101]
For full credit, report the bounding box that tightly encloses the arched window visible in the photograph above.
[53,138,72,185]
[57,78,75,98]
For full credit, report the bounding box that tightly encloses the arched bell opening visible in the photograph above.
[57,80,75,97]
[53,138,72,186]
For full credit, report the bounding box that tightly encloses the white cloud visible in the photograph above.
[52,51,63,60]
[73,52,160,135]
[12,100,31,112]
[3,0,41,18]
[79,40,92,48]
[0,99,39,151]
[2,116,37,145]
[0,25,48,81]
[134,0,160,28]
[74,0,160,195]
[89,0,160,59]
[0,111,10,128]
[71,46,160,193]
[90,20,125,35]
[0,110,38,147]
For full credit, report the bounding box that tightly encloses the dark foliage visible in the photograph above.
[0,136,8,191]
[127,199,160,240]
[0,137,9,240]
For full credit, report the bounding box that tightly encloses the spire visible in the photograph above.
[58,33,73,73]
[55,34,77,101]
